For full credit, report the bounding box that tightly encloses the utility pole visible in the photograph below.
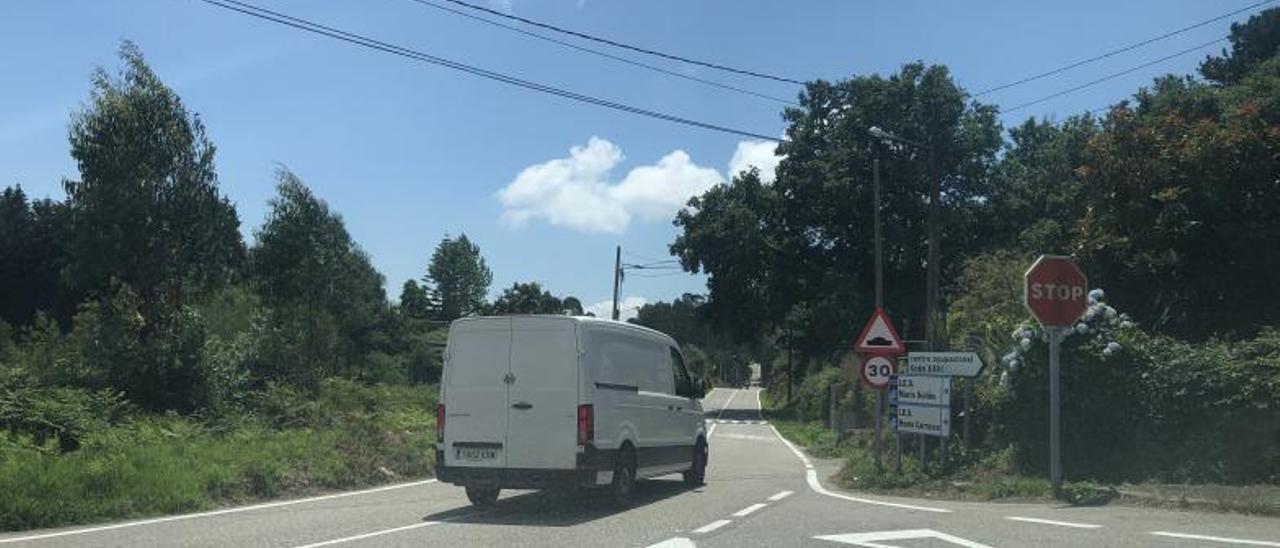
[611,245,621,320]
[925,148,942,352]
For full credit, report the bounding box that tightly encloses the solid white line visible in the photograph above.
[753,387,762,420]
[0,479,439,544]
[707,422,718,437]
[768,490,794,501]
[767,424,951,514]
[692,519,732,534]
[292,521,440,548]
[1151,531,1280,546]
[732,503,767,517]
[1006,516,1102,529]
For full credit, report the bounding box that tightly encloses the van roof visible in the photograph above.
[453,315,677,345]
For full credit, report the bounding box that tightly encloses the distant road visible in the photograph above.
[2,388,1276,547]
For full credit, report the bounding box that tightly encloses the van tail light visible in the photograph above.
[436,403,445,443]
[577,404,594,447]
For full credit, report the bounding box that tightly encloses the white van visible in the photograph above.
[435,315,708,506]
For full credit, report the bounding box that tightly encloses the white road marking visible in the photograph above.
[292,521,440,548]
[1151,531,1280,546]
[753,387,763,419]
[768,424,951,514]
[719,389,740,419]
[1005,516,1102,529]
[815,528,994,547]
[692,519,732,534]
[768,490,794,501]
[0,479,439,545]
[716,433,773,441]
[707,422,717,437]
[733,503,767,517]
[645,537,697,548]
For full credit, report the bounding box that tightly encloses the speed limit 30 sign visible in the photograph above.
[860,354,895,389]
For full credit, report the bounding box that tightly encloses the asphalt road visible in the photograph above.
[2,387,1276,547]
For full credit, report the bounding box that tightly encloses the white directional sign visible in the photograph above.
[815,529,994,548]
[905,351,984,377]
[889,403,950,437]
[890,375,950,406]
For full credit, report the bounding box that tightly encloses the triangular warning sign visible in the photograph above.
[853,307,904,356]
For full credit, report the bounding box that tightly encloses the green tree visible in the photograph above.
[63,41,244,322]
[249,169,389,385]
[1200,8,1280,85]
[1075,65,1280,338]
[0,186,69,328]
[561,296,584,316]
[398,280,432,319]
[425,234,491,320]
[489,282,563,315]
[674,63,1002,364]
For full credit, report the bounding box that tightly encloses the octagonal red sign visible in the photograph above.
[1024,255,1088,328]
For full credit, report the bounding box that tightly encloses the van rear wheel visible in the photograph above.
[609,447,637,507]
[683,440,707,486]
[465,485,500,506]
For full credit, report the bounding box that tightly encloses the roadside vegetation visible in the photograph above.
[715,11,1280,515]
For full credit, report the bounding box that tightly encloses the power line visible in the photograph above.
[1004,37,1227,113]
[433,0,805,85]
[976,0,1274,96]
[400,0,796,105]
[199,0,784,142]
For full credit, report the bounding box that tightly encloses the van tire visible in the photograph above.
[683,439,707,486]
[609,446,637,507]
[465,485,500,506]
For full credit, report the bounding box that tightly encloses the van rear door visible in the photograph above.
[505,317,580,470]
[443,318,511,468]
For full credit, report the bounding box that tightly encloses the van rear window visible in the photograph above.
[588,330,670,394]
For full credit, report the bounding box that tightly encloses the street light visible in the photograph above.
[867,126,944,353]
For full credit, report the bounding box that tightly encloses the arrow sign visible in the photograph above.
[905,352,984,377]
[853,307,904,356]
[815,529,994,548]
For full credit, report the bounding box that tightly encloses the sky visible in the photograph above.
[0,0,1263,319]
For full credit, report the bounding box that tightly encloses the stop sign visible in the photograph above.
[1024,255,1088,328]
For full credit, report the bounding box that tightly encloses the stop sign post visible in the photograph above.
[1024,255,1088,494]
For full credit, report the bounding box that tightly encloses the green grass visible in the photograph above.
[0,381,438,532]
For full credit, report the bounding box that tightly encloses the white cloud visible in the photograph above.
[487,0,514,13]
[496,137,723,233]
[585,296,646,321]
[727,140,784,183]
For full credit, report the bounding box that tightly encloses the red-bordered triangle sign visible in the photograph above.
[853,307,904,356]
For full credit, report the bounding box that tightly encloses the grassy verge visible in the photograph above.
[0,380,437,532]
[762,382,1279,514]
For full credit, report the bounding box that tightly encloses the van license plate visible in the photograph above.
[456,448,498,461]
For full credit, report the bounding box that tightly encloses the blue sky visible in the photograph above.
[0,0,1259,318]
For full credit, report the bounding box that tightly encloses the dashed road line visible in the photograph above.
[692,519,732,534]
[768,490,793,502]
[0,479,440,545]
[732,503,767,517]
[768,423,951,514]
[1005,516,1102,529]
[292,522,441,548]
[645,538,696,548]
[1151,531,1280,546]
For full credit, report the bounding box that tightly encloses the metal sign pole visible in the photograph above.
[874,390,883,470]
[1049,327,1063,493]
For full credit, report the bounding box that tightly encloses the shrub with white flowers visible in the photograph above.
[999,288,1135,383]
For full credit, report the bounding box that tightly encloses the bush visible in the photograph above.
[0,386,129,452]
[0,379,438,531]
